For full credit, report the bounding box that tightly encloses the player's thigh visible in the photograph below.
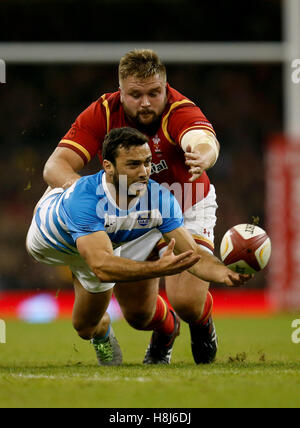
[183,185,217,252]
[72,276,113,329]
[114,278,160,318]
[165,271,209,321]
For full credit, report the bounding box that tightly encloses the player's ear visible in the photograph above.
[103,159,114,176]
[119,86,124,103]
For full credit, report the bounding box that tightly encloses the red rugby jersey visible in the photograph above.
[59,84,216,210]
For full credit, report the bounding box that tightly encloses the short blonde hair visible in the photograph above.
[118,49,167,82]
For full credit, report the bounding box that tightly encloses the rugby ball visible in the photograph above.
[220,224,271,274]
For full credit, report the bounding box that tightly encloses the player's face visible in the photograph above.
[113,143,152,196]
[120,74,167,126]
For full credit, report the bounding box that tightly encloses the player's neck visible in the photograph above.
[104,175,140,210]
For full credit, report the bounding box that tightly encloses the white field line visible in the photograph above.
[7,373,151,382]
[4,367,300,382]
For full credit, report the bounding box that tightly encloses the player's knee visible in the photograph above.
[75,326,94,340]
[125,310,152,330]
[172,301,204,323]
[72,320,94,340]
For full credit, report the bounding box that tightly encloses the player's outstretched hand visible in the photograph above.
[158,238,201,276]
[184,145,213,182]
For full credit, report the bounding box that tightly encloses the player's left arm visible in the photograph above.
[163,226,251,287]
[181,129,220,182]
[167,104,220,182]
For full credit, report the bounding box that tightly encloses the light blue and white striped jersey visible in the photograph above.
[34,170,183,255]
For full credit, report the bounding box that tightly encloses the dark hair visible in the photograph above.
[102,127,149,165]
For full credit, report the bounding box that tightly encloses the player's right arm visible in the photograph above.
[43,100,107,189]
[76,232,201,283]
[43,147,84,190]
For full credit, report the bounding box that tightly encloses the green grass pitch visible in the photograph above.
[0,314,300,408]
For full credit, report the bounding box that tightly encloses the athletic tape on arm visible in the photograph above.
[181,130,219,166]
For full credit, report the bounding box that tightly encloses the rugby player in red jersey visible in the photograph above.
[43,49,222,365]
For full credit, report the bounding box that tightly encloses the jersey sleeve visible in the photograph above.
[168,105,216,146]
[60,178,106,242]
[58,98,108,164]
[157,187,184,233]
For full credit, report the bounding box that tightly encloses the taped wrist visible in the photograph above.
[181,130,219,166]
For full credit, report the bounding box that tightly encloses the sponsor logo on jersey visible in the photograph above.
[151,159,168,175]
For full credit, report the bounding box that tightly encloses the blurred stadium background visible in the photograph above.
[0,0,299,321]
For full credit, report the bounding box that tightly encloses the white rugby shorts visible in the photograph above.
[157,184,218,255]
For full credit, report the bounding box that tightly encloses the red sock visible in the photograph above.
[144,295,175,335]
[191,291,213,326]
